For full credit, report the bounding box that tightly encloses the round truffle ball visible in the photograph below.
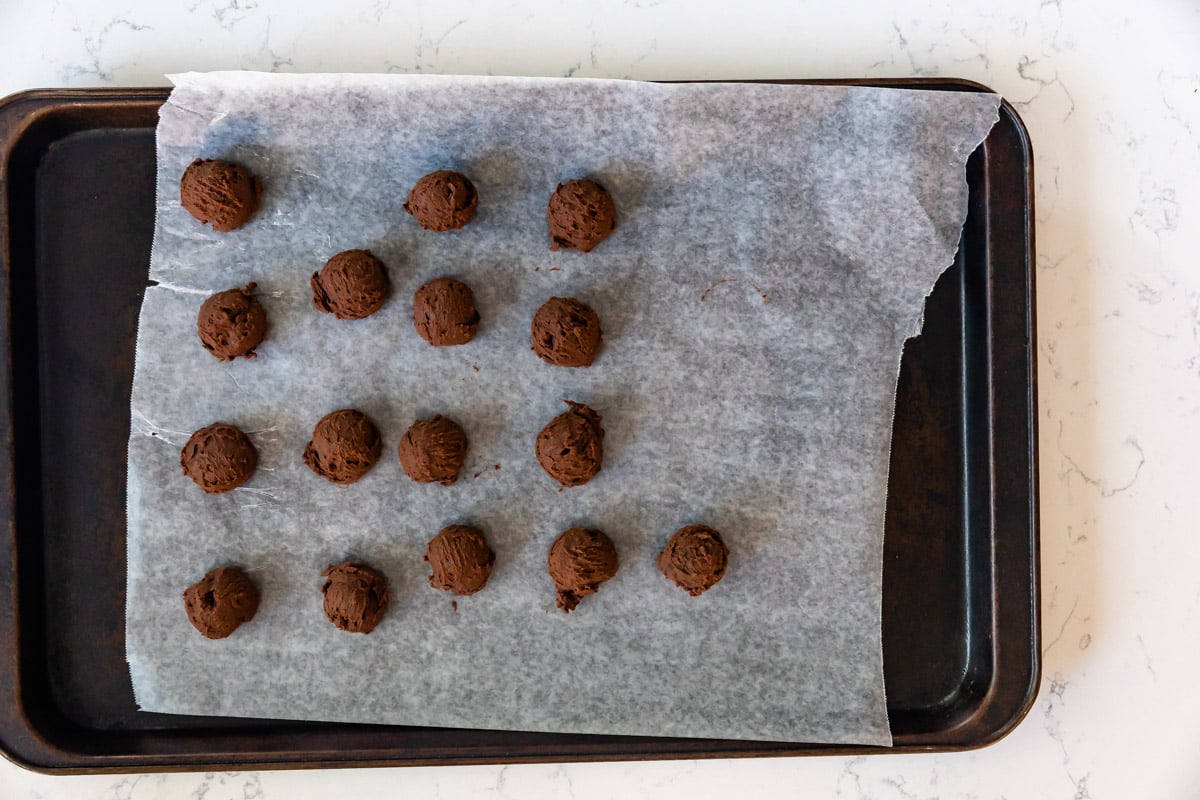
[303,409,382,485]
[180,158,263,232]
[398,415,468,485]
[547,178,616,252]
[404,170,478,232]
[535,400,604,487]
[321,562,389,634]
[658,525,729,596]
[311,249,389,320]
[197,283,267,361]
[182,566,260,639]
[180,423,257,493]
[412,277,480,346]
[531,296,603,368]
[425,524,495,596]
[547,527,619,613]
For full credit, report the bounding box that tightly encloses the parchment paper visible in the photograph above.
[126,72,999,746]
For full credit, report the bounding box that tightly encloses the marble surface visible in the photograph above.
[1,0,1197,797]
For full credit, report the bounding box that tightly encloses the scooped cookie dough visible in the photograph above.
[196,283,267,361]
[182,566,260,639]
[425,524,495,596]
[303,409,382,485]
[547,527,618,613]
[180,422,257,493]
[321,562,389,634]
[180,158,263,232]
[547,178,616,252]
[311,249,389,320]
[536,400,604,487]
[404,170,479,232]
[531,296,603,367]
[398,415,468,485]
[658,524,730,596]
[412,277,480,346]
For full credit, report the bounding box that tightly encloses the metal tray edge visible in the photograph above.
[0,79,1039,773]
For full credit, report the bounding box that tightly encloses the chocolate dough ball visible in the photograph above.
[547,527,618,613]
[197,283,267,361]
[412,277,480,346]
[311,249,389,320]
[547,178,616,252]
[398,415,468,485]
[180,422,257,493]
[182,566,260,639]
[658,525,729,596]
[425,524,495,596]
[303,409,382,485]
[180,158,263,232]
[536,401,604,487]
[531,296,603,368]
[404,170,478,232]
[321,562,389,634]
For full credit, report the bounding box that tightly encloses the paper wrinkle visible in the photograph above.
[126,72,999,746]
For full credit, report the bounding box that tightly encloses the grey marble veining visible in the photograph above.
[1,0,1198,797]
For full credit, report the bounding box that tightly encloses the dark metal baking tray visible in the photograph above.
[0,79,1038,773]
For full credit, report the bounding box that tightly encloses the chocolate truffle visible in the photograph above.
[547,178,616,252]
[311,249,389,320]
[321,562,389,634]
[197,283,267,361]
[180,423,257,493]
[412,277,480,346]
[404,170,479,232]
[531,296,603,368]
[658,525,729,596]
[182,566,260,639]
[180,158,263,232]
[536,400,604,487]
[547,527,618,613]
[303,409,382,485]
[425,524,495,595]
[398,415,468,485]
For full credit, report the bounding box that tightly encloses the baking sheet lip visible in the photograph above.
[0,90,42,778]
[990,94,1040,743]
[0,715,1044,775]
[998,92,1042,739]
[0,746,983,776]
[0,76,1000,111]
[0,716,1023,776]
[0,78,1037,773]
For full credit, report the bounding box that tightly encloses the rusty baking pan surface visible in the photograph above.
[0,80,1037,772]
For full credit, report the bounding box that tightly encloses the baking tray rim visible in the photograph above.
[0,77,1039,773]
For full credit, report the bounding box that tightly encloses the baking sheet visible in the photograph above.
[126,72,998,746]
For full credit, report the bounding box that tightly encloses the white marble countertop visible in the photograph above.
[1,1,1197,797]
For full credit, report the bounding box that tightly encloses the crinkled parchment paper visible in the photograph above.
[126,72,998,745]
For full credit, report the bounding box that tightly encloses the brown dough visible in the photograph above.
[535,400,604,487]
[182,566,260,639]
[412,277,480,346]
[531,296,603,367]
[398,415,468,485]
[311,249,389,320]
[547,178,616,252]
[180,158,263,232]
[303,409,382,485]
[403,170,478,232]
[425,524,495,595]
[196,283,267,361]
[658,524,729,596]
[321,562,389,634]
[180,423,257,493]
[547,527,618,613]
